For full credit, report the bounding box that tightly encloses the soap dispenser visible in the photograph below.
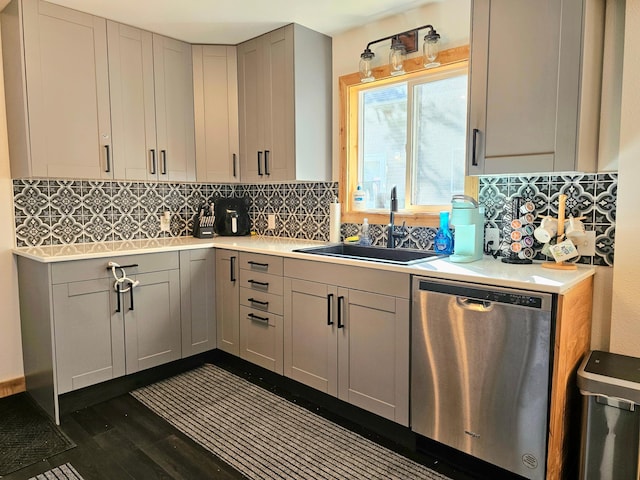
[433,211,454,254]
[359,218,372,246]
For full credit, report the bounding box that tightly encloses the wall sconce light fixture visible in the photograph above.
[359,24,441,83]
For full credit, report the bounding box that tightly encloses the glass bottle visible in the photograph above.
[434,211,454,254]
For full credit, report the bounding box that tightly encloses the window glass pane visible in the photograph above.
[412,74,468,206]
[360,84,407,210]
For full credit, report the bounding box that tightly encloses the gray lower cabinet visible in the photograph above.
[215,249,240,355]
[283,259,410,426]
[238,252,284,373]
[180,249,216,357]
[17,252,182,423]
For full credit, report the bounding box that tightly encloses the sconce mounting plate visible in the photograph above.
[398,30,419,54]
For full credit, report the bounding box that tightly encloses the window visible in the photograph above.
[340,52,470,226]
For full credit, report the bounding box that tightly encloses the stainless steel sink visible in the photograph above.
[293,244,442,265]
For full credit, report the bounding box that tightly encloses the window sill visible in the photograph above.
[341,211,440,228]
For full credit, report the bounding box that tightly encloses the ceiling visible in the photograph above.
[44,0,437,44]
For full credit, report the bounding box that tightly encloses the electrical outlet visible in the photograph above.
[484,227,500,252]
[159,211,171,232]
[575,230,596,257]
[267,214,276,230]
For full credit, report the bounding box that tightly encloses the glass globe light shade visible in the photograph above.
[423,30,441,68]
[359,49,375,83]
[389,39,406,76]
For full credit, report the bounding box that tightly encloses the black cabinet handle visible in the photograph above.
[248,297,269,306]
[327,293,334,326]
[230,256,236,282]
[248,279,269,288]
[264,150,270,176]
[337,296,344,328]
[248,261,269,268]
[257,151,263,176]
[129,285,135,311]
[232,153,237,178]
[116,283,121,313]
[248,313,269,323]
[105,145,111,173]
[472,128,479,166]
[161,149,167,175]
[105,263,139,270]
[150,149,156,174]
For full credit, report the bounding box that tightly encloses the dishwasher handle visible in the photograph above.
[456,297,494,312]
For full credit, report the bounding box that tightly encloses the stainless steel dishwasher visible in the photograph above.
[411,277,553,480]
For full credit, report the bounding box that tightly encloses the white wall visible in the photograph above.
[331,0,471,177]
[610,0,640,355]
[0,25,23,383]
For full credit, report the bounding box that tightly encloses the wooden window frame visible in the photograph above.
[338,45,474,227]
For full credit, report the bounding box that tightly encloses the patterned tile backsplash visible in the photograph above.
[13,173,616,266]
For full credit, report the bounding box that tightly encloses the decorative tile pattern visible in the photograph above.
[13,179,338,247]
[479,173,617,266]
[12,174,616,268]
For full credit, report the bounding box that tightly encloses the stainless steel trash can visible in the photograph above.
[577,350,640,480]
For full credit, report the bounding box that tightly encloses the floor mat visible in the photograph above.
[132,364,452,480]
[0,394,75,476]
[27,463,83,480]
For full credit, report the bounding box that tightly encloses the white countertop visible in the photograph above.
[14,236,594,294]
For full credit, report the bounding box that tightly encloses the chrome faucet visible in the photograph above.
[387,186,406,248]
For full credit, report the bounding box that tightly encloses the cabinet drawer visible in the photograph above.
[51,252,179,284]
[239,269,283,295]
[239,305,283,374]
[240,287,283,315]
[239,252,283,275]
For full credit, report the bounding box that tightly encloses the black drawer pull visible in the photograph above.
[150,149,157,174]
[106,263,139,270]
[248,297,269,306]
[248,261,269,268]
[337,296,345,329]
[129,286,135,311]
[230,256,237,282]
[248,313,269,323]
[105,144,111,173]
[248,279,269,288]
[472,128,480,166]
[116,283,122,313]
[327,293,334,325]
[257,151,263,176]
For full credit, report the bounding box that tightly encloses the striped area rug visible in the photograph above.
[132,364,450,480]
[28,463,83,480]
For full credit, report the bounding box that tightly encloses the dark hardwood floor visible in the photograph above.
[2,355,515,480]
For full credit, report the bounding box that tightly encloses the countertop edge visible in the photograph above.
[13,236,595,294]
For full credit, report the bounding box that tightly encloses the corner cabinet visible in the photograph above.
[108,21,196,182]
[180,249,216,357]
[237,24,332,182]
[215,249,240,355]
[283,259,410,426]
[1,0,112,179]
[192,45,240,183]
[467,0,604,175]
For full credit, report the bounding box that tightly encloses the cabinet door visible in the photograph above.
[215,249,240,355]
[237,38,262,182]
[22,0,111,179]
[337,289,409,426]
[468,0,586,175]
[153,33,196,182]
[261,26,294,181]
[284,278,338,395]
[180,249,216,357]
[193,45,239,182]
[53,278,125,394]
[124,269,181,374]
[107,21,158,181]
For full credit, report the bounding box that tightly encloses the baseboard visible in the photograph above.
[0,376,26,398]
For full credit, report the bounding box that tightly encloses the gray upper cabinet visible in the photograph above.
[1,0,112,179]
[237,24,332,182]
[192,45,240,182]
[467,0,604,175]
[152,33,197,182]
[108,22,196,182]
